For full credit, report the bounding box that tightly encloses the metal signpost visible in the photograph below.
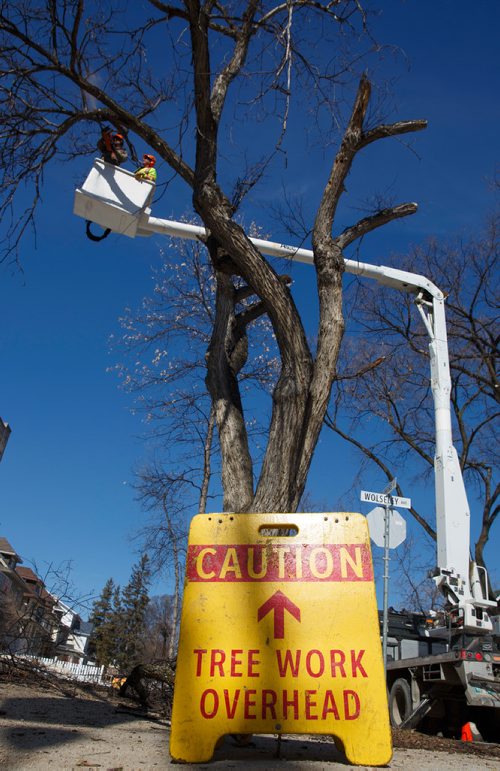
[361,487,410,670]
[382,477,397,496]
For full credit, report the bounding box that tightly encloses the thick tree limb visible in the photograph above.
[205,250,254,511]
[337,202,418,249]
[210,0,260,123]
[359,119,428,149]
[313,75,371,240]
[293,76,375,494]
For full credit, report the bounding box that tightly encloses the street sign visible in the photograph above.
[360,490,411,509]
[367,507,407,549]
[390,495,411,509]
[170,512,392,766]
[382,478,397,495]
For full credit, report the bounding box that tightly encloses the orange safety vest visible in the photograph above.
[136,166,157,182]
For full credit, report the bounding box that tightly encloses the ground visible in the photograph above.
[1,671,499,770]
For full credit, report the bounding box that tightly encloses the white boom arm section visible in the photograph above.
[74,162,495,631]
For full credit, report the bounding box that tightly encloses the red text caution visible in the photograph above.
[186,543,372,582]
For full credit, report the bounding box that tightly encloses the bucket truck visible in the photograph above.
[74,160,500,738]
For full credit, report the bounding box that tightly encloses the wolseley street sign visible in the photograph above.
[170,512,392,766]
[360,490,411,509]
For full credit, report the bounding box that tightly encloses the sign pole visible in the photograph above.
[382,477,396,668]
[381,503,391,672]
[362,485,409,674]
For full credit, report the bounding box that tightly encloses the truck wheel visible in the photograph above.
[389,678,412,727]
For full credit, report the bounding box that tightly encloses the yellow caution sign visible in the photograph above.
[170,513,392,766]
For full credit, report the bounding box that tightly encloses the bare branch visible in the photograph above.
[336,203,418,249]
[313,74,371,246]
[210,0,260,123]
[359,119,428,149]
[326,410,437,539]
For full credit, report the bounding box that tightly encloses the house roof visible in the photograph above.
[16,566,41,583]
[0,536,20,560]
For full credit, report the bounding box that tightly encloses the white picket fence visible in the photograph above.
[14,655,107,684]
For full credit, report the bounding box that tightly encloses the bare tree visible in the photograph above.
[391,537,444,614]
[0,2,426,515]
[143,594,177,660]
[327,211,499,588]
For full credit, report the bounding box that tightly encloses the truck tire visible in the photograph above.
[389,678,412,727]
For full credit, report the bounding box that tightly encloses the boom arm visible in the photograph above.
[74,161,495,631]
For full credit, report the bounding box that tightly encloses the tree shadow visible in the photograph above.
[0,693,144,753]
[212,733,350,765]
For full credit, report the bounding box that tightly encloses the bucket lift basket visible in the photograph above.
[73,159,154,238]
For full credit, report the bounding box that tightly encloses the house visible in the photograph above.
[0,537,21,573]
[12,566,58,657]
[0,537,30,653]
[1,536,95,661]
[53,598,94,664]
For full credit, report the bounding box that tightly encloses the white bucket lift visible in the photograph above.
[73,159,155,238]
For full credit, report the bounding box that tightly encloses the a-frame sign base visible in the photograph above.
[170,512,392,766]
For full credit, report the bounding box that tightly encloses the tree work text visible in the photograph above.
[191,647,368,722]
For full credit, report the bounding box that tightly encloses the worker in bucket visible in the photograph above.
[135,153,157,182]
[97,127,128,166]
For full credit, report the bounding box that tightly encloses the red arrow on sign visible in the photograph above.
[257,590,301,639]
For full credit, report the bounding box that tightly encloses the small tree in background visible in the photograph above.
[88,577,119,666]
[143,595,176,661]
[114,555,151,672]
[89,556,151,670]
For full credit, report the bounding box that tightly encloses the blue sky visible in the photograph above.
[1,1,498,612]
